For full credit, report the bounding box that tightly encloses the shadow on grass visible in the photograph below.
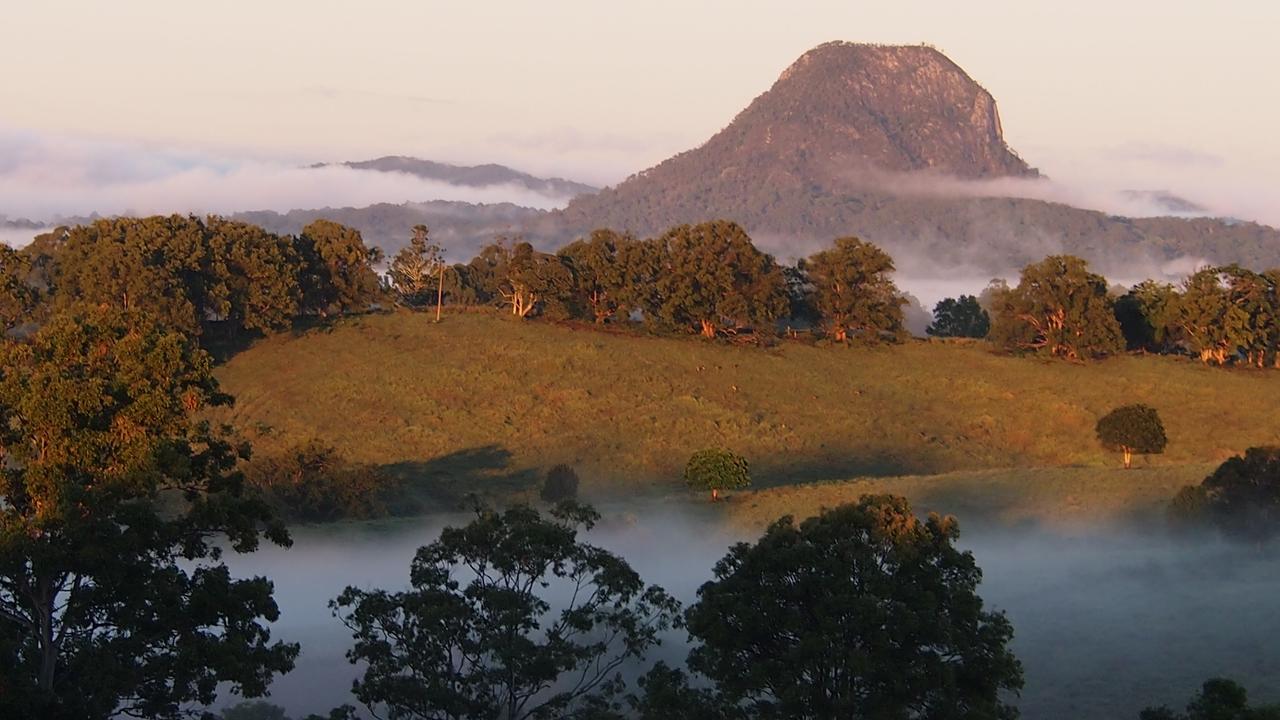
[383,445,540,511]
[751,448,947,489]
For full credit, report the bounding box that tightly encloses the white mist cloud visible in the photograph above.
[0,227,41,249]
[0,126,574,224]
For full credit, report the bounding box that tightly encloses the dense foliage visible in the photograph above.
[928,294,990,338]
[540,463,580,503]
[799,236,905,343]
[1095,404,1168,468]
[244,441,400,523]
[1140,678,1280,720]
[684,448,752,501]
[1171,447,1280,544]
[647,221,789,337]
[989,255,1124,360]
[0,307,295,718]
[331,503,680,720]
[4,215,383,350]
[683,496,1023,719]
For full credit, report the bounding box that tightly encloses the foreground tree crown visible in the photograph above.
[0,307,296,719]
[1095,404,1168,468]
[1140,678,1280,720]
[1171,446,1280,545]
[684,495,1024,719]
[331,502,680,720]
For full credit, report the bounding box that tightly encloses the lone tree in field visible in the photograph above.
[331,503,679,720]
[800,236,905,343]
[927,294,990,338]
[1096,404,1168,468]
[684,448,751,501]
[684,496,1023,718]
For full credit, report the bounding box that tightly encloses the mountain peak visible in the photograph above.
[734,41,1035,181]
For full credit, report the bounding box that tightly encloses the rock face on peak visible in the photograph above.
[557,42,1038,237]
[731,42,1035,180]
[548,42,1280,274]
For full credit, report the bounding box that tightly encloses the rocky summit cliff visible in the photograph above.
[558,42,1038,234]
[549,42,1280,273]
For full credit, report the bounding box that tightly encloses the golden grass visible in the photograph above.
[212,310,1280,513]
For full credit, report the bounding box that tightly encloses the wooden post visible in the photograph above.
[435,264,444,322]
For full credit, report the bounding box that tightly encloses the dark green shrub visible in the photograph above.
[245,441,397,522]
[541,464,580,503]
[684,448,751,501]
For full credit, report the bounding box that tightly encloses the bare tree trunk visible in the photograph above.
[1123,447,1132,469]
[700,319,717,338]
[34,578,56,693]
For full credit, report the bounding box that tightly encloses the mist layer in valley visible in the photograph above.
[219,503,1280,720]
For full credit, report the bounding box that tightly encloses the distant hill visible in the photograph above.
[321,156,598,198]
[232,201,548,254]
[552,42,1280,274]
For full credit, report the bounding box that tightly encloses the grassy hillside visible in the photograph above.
[212,310,1280,513]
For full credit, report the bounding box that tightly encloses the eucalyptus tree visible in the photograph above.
[0,307,296,719]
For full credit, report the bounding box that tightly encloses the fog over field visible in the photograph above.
[218,505,1280,720]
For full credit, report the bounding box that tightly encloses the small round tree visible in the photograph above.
[684,448,750,501]
[541,463,580,503]
[1096,404,1167,468]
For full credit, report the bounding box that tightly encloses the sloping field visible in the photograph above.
[212,310,1278,513]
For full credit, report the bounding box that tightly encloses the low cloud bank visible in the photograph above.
[0,126,574,225]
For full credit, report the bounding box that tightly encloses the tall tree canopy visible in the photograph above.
[202,217,302,334]
[295,220,384,317]
[927,294,990,339]
[387,225,444,308]
[557,229,638,324]
[13,215,383,346]
[648,221,788,337]
[0,307,296,719]
[1172,266,1279,367]
[1114,280,1179,353]
[989,255,1123,360]
[800,237,905,343]
[684,495,1023,719]
[332,503,679,720]
[0,244,41,334]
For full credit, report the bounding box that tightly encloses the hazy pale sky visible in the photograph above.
[2,1,1278,223]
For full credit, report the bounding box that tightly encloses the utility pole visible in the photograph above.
[435,263,445,322]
